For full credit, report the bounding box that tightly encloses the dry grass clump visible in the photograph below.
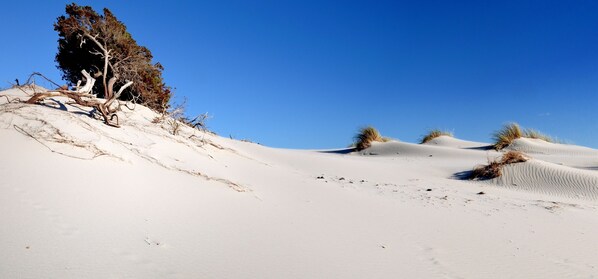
[420,129,453,144]
[492,123,523,150]
[153,98,211,135]
[353,126,390,151]
[470,151,529,180]
[500,150,528,164]
[470,161,503,180]
[493,123,558,150]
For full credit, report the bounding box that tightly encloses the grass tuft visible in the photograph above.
[420,129,453,144]
[492,123,523,150]
[500,150,528,165]
[353,126,389,151]
[493,123,559,150]
[470,161,503,180]
[469,151,529,180]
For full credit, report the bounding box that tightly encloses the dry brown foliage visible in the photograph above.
[353,126,390,151]
[470,151,529,180]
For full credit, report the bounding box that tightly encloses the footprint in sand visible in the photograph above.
[111,243,178,277]
[418,246,464,279]
[13,187,81,238]
[551,258,596,278]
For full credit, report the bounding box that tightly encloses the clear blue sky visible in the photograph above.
[1,1,597,149]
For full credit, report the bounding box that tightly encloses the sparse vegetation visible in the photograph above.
[153,98,211,135]
[469,151,529,180]
[523,128,554,143]
[353,126,390,151]
[420,129,453,144]
[493,123,556,150]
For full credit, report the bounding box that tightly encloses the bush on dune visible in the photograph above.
[353,126,390,151]
[25,3,172,128]
[492,123,556,150]
[420,129,453,144]
[470,161,503,180]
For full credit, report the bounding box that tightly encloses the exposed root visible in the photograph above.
[0,95,21,104]
[1,99,251,193]
[14,124,108,160]
[195,171,247,192]
[125,145,248,192]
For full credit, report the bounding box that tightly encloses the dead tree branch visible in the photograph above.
[26,69,132,127]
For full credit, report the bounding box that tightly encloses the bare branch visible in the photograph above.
[106,77,117,100]
[105,80,133,108]
[77,70,95,93]
[89,50,103,56]
[81,32,107,53]
[25,68,135,128]
[23,72,63,88]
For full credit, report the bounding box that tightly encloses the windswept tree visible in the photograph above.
[54,3,171,112]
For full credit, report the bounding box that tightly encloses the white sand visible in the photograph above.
[1,87,598,278]
[422,135,491,149]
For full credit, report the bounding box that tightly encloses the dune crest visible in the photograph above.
[421,135,491,149]
[506,137,598,156]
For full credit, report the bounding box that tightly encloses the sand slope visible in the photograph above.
[486,159,598,199]
[2,87,598,278]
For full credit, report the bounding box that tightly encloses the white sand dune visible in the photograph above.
[2,87,598,278]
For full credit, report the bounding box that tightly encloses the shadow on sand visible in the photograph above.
[464,145,495,151]
[452,170,476,180]
[40,98,68,111]
[318,148,356,155]
[38,98,97,118]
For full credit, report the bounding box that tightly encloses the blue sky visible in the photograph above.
[1,1,597,148]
